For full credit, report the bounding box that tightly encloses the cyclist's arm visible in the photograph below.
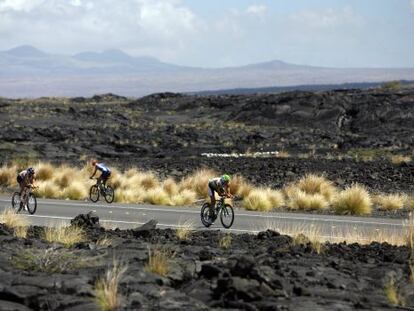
[223,184,233,197]
[90,167,97,179]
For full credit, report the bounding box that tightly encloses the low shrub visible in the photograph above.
[243,189,272,211]
[288,191,328,211]
[375,193,408,211]
[333,184,372,215]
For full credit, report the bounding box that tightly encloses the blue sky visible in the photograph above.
[0,0,413,68]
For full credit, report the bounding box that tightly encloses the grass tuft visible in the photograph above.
[384,277,405,306]
[0,165,17,187]
[296,174,337,202]
[94,261,127,311]
[219,234,232,249]
[288,191,328,211]
[43,223,85,247]
[0,208,28,238]
[390,154,411,166]
[243,189,273,211]
[143,188,171,205]
[61,181,88,200]
[333,184,372,215]
[35,162,54,181]
[179,168,217,198]
[176,220,194,240]
[13,247,91,273]
[145,247,172,276]
[374,193,408,211]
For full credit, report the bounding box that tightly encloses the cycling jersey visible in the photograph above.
[96,163,111,179]
[96,163,110,173]
[17,170,32,183]
[208,177,225,195]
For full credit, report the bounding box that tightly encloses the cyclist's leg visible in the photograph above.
[208,185,216,215]
[102,171,110,186]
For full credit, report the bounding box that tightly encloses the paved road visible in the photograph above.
[0,196,408,241]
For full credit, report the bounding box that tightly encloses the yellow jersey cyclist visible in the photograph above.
[208,174,233,220]
[16,167,36,210]
[90,160,112,187]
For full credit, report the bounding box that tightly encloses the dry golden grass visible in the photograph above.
[390,154,411,166]
[219,234,232,249]
[96,236,113,247]
[176,220,194,240]
[384,277,405,306]
[162,178,179,196]
[35,162,54,181]
[295,174,337,202]
[333,184,372,215]
[265,188,285,209]
[374,193,408,211]
[179,168,217,198]
[276,150,290,158]
[61,181,88,200]
[262,220,406,246]
[287,191,328,211]
[170,189,197,206]
[243,189,273,211]
[143,188,171,205]
[145,248,172,276]
[0,208,28,238]
[0,164,17,187]
[44,223,85,247]
[290,225,324,254]
[36,180,62,199]
[229,174,253,198]
[94,261,127,311]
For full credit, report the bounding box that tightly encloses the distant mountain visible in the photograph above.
[1,45,414,98]
[4,45,47,58]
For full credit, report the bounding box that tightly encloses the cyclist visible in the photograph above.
[17,167,36,210]
[208,174,233,220]
[90,160,111,186]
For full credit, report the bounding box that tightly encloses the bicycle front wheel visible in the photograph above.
[220,204,234,229]
[11,192,22,213]
[89,185,100,202]
[104,186,115,203]
[201,203,213,227]
[27,193,37,215]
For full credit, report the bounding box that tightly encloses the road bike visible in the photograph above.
[89,178,115,203]
[11,185,37,214]
[201,196,235,229]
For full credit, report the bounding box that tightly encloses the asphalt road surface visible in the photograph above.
[0,196,408,241]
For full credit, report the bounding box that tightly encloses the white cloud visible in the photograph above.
[411,0,414,10]
[0,0,44,12]
[0,0,200,58]
[290,7,363,29]
[246,4,267,16]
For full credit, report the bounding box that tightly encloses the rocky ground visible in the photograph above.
[0,88,414,194]
[0,213,413,311]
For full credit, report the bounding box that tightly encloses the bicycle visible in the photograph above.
[200,195,235,229]
[11,185,37,214]
[89,178,115,203]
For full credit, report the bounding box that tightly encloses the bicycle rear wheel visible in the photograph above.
[27,193,37,215]
[89,185,100,202]
[201,203,213,227]
[104,186,115,203]
[220,204,234,229]
[11,192,22,213]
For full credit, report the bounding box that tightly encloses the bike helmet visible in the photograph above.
[27,167,35,175]
[221,174,231,184]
